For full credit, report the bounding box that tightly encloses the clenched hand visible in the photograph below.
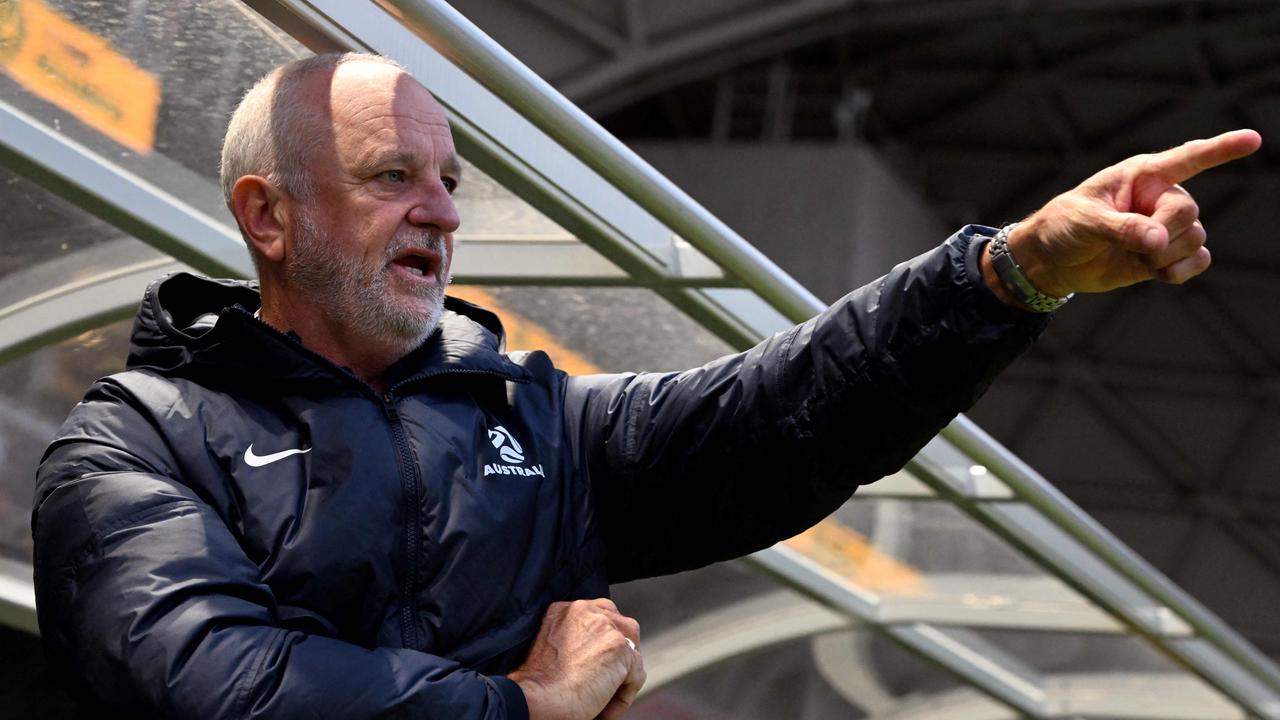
[508,599,645,720]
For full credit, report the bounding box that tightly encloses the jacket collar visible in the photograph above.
[126,273,531,391]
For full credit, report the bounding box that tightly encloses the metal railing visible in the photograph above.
[365,0,1280,711]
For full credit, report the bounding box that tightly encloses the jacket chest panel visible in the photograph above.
[188,383,592,658]
[202,395,406,640]
[390,392,591,661]
[395,394,566,572]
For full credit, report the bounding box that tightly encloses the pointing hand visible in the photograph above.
[990,129,1262,303]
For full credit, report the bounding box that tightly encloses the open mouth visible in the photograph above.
[389,248,442,282]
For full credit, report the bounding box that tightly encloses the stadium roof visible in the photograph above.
[1,0,1278,716]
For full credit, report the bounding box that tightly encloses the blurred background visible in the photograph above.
[2,1,1279,717]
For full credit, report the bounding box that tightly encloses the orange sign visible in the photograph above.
[786,519,926,596]
[0,0,160,153]
[448,287,603,376]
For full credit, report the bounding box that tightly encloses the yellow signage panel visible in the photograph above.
[0,0,160,153]
[449,287,602,376]
[786,519,926,596]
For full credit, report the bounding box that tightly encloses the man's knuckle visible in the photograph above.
[1118,215,1143,240]
[1174,198,1199,222]
[589,597,618,612]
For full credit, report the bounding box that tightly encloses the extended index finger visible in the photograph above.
[1145,129,1262,184]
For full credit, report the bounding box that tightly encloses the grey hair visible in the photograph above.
[219,52,407,211]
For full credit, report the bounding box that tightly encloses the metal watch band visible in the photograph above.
[989,223,1072,313]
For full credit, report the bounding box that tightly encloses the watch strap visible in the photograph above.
[989,223,1072,313]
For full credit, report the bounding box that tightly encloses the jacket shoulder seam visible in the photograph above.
[65,497,201,572]
[774,325,801,411]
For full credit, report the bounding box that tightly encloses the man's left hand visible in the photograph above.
[991,129,1262,302]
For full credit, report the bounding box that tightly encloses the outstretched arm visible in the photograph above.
[571,130,1261,584]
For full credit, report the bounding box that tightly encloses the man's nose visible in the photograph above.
[406,180,460,233]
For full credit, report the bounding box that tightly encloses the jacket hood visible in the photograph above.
[126,273,531,391]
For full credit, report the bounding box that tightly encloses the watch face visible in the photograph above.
[989,228,1068,311]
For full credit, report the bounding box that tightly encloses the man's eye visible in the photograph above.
[382,169,407,183]
[442,177,458,194]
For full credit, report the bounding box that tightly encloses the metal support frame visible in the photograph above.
[0,252,188,365]
[942,421,1280,716]
[642,587,1244,719]
[303,1,1280,714]
[0,559,36,635]
[0,100,252,281]
[746,545,1050,716]
[0,0,1272,715]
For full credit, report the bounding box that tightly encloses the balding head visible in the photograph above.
[219,52,408,214]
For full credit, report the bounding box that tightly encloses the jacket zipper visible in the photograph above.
[380,368,529,651]
[381,394,422,651]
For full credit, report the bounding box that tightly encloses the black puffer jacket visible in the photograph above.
[32,227,1048,718]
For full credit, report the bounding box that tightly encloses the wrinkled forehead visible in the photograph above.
[305,62,455,171]
[330,62,444,122]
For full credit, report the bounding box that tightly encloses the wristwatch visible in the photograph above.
[988,223,1072,313]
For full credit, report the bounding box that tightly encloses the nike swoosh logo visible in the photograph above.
[244,444,311,467]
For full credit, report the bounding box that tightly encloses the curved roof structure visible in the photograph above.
[1,0,1278,716]
[452,0,1280,684]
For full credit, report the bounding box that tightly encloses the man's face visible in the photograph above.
[284,62,461,351]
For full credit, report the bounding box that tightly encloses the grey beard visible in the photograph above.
[287,207,449,354]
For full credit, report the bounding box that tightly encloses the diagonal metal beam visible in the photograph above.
[560,0,1227,114]
[1012,19,1084,155]
[896,5,1280,143]
[0,255,187,365]
[0,100,251,280]
[621,0,645,48]
[746,546,1050,717]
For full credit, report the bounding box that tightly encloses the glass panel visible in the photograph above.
[611,561,783,640]
[0,1,620,285]
[454,286,736,373]
[0,319,132,563]
[977,627,1185,674]
[787,497,1115,631]
[0,166,161,288]
[0,168,167,311]
[0,0,307,222]
[631,629,1005,720]
[454,157,572,239]
[968,628,1245,718]
[830,498,1039,577]
[450,158,627,281]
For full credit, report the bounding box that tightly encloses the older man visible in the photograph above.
[31,52,1259,719]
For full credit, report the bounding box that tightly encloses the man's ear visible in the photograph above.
[231,175,289,263]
